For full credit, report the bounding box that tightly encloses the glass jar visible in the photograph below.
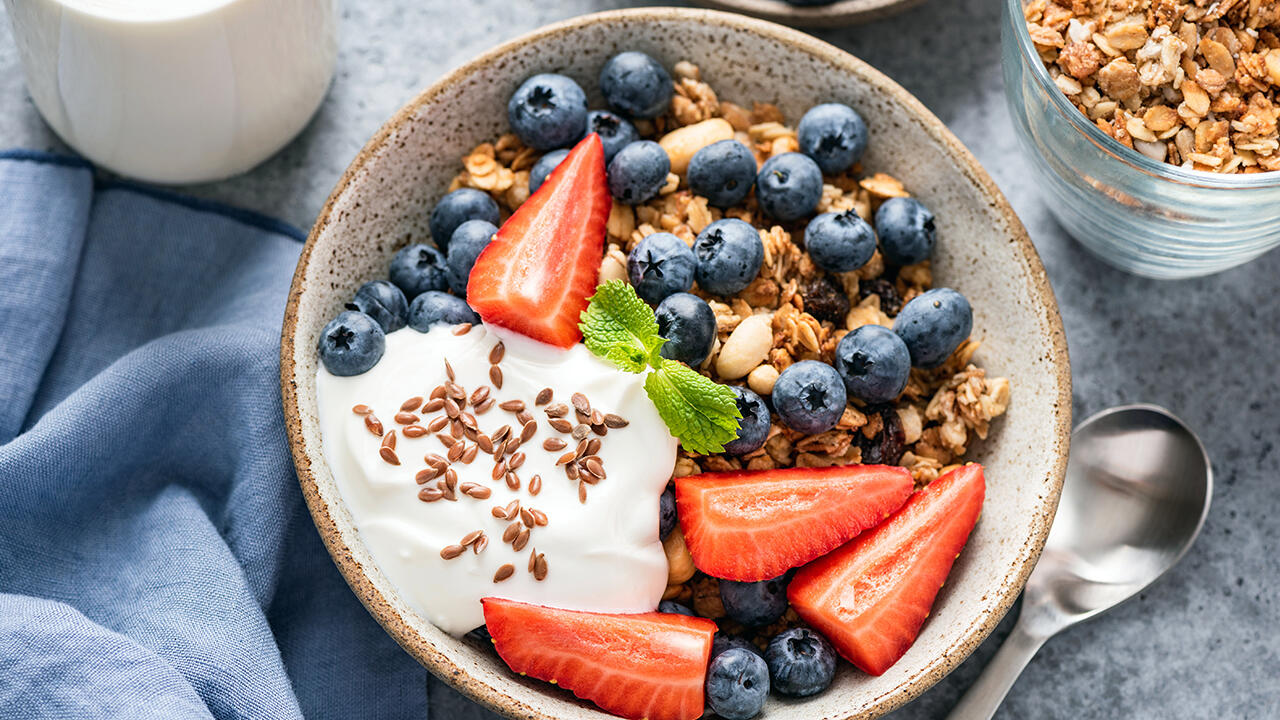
[1002,0,1280,278]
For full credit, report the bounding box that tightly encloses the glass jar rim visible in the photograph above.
[1005,0,1280,189]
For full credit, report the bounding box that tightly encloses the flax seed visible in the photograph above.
[365,414,384,437]
[545,403,568,418]
[520,422,537,443]
[488,342,505,365]
[492,438,508,459]
[474,398,494,414]
[535,388,553,406]
[459,412,477,431]
[529,508,548,526]
[415,468,441,484]
[423,398,445,414]
[352,404,372,415]
[460,529,484,547]
[520,507,535,528]
[440,544,465,559]
[528,474,542,495]
[424,453,448,468]
[403,425,428,438]
[473,535,488,553]
[394,412,418,425]
[426,416,449,433]
[543,437,567,452]
[579,473,599,485]
[578,481,588,503]
[512,527,530,552]
[492,425,511,443]
[583,456,606,479]
[516,409,533,427]
[443,398,460,419]
[565,462,580,481]
[429,385,447,401]
[555,451,576,466]
[548,418,573,433]
[381,431,397,449]
[491,460,507,480]
[502,521,521,543]
[445,382,465,401]
[470,386,490,406]
[489,365,503,389]
[447,442,464,462]
[441,483,457,501]
[528,549,539,573]
[449,420,464,439]
[504,499,520,519]
[572,424,590,441]
[476,435,494,454]
[400,397,424,412]
[533,553,548,580]
[589,409,604,426]
[462,483,490,499]
[592,424,608,437]
[444,359,455,381]
[574,440,590,459]
[451,323,472,336]
[461,444,479,464]
[504,438,522,455]
[571,392,590,415]
[498,399,525,412]
[419,487,444,502]
[603,413,628,428]
[505,471,521,490]
[491,505,507,519]
[379,447,400,465]
[436,434,457,450]
[508,452,527,470]
[585,438,601,456]
[444,468,458,490]
[493,564,515,583]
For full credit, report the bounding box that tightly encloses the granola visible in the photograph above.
[1026,0,1280,172]
[447,62,1012,642]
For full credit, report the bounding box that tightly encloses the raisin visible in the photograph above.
[800,275,850,325]
[860,277,902,317]
[859,404,905,465]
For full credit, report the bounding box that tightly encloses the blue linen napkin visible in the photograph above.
[0,150,440,720]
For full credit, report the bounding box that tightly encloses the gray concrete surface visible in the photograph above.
[2,1,1276,718]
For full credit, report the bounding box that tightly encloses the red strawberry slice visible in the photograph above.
[481,598,716,720]
[674,464,914,582]
[467,133,611,348]
[788,463,985,676]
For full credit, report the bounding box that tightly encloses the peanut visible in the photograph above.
[664,528,696,585]
[715,313,773,380]
[659,118,734,175]
[747,363,779,395]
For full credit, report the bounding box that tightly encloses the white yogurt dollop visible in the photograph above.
[316,324,677,635]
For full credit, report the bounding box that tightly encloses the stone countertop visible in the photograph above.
[2,1,1276,718]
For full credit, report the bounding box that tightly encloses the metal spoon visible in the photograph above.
[946,404,1212,720]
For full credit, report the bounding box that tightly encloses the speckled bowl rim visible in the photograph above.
[280,8,1071,719]
[693,0,928,28]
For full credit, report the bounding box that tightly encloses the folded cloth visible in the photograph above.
[0,151,446,720]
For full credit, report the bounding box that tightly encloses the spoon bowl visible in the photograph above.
[949,404,1212,718]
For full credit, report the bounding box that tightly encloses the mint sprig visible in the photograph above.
[580,281,741,454]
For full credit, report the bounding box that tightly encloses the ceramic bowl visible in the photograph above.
[692,0,927,28]
[281,8,1070,719]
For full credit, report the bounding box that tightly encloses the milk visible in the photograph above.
[4,0,337,183]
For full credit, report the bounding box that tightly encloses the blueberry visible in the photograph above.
[507,73,588,151]
[804,210,877,273]
[599,51,673,119]
[687,140,756,208]
[772,360,847,434]
[529,149,569,194]
[628,232,695,304]
[318,311,385,376]
[658,600,695,616]
[347,280,408,333]
[407,291,480,332]
[655,292,716,368]
[724,386,770,456]
[712,634,764,661]
[766,628,837,698]
[429,189,500,252]
[755,153,823,222]
[608,140,671,205]
[692,218,764,296]
[797,103,868,176]
[706,648,770,720]
[660,486,677,540]
[584,109,639,164]
[834,325,912,404]
[893,287,972,368]
[389,244,449,300]
[465,625,493,646]
[445,220,497,295]
[875,197,936,266]
[720,574,790,627]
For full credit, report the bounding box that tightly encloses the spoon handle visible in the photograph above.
[944,620,1048,720]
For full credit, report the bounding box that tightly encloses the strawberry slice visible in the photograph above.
[788,463,985,676]
[481,598,716,720]
[466,133,611,348]
[674,464,914,582]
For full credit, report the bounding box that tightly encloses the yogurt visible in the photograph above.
[316,324,678,636]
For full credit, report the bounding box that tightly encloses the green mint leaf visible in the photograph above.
[644,359,742,455]
[578,280,665,374]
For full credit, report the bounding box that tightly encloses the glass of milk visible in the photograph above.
[4,0,337,184]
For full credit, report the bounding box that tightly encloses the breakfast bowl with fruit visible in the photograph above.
[281,8,1070,720]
